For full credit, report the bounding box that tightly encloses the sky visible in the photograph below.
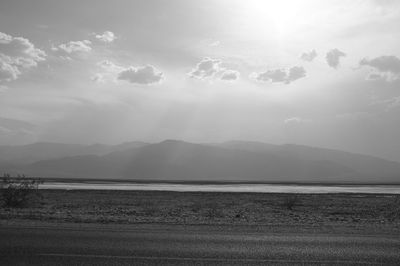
[1,0,400,162]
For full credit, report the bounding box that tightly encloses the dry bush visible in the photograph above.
[385,195,400,222]
[1,173,42,208]
[204,202,223,218]
[282,194,299,210]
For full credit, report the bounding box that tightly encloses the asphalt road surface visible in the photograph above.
[1,224,399,265]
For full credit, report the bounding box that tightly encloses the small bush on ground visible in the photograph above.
[204,202,223,218]
[385,195,400,221]
[0,173,42,208]
[190,201,203,213]
[283,194,299,210]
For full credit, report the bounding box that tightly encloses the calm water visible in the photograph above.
[40,182,400,194]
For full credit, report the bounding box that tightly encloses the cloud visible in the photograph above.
[0,116,36,131]
[118,65,164,85]
[0,59,20,81]
[372,0,400,7]
[360,55,400,72]
[360,55,400,81]
[257,69,287,83]
[385,96,400,110]
[53,40,92,54]
[189,57,240,82]
[251,66,306,84]
[368,92,400,114]
[189,57,221,79]
[300,49,317,62]
[91,73,105,83]
[97,60,123,71]
[95,31,116,43]
[326,48,346,68]
[92,60,125,83]
[209,40,220,47]
[287,66,307,82]
[220,70,239,81]
[370,96,400,111]
[0,32,46,82]
[284,117,312,125]
[0,117,36,142]
[0,85,9,92]
[366,72,385,81]
[335,112,371,120]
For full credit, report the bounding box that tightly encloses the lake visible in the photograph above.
[40,182,400,194]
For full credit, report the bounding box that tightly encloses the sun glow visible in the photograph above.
[237,0,319,40]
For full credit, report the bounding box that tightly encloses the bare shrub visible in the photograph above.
[282,194,299,210]
[190,201,203,213]
[385,195,400,222]
[1,173,42,208]
[140,201,158,216]
[204,202,223,218]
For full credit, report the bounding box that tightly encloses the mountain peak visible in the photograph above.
[159,139,188,145]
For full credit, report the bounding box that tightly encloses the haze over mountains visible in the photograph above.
[0,141,148,164]
[1,140,400,183]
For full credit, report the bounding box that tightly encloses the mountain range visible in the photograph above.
[1,140,399,183]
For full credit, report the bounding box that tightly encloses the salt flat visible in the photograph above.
[40,181,400,194]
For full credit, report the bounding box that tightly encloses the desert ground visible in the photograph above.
[1,190,399,233]
[2,190,400,265]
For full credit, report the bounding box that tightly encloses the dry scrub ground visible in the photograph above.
[1,190,400,232]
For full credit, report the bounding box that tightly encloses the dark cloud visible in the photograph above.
[360,55,400,81]
[252,66,306,84]
[118,65,163,85]
[256,69,287,83]
[300,49,317,62]
[287,66,307,82]
[326,48,346,68]
[366,72,384,81]
[360,55,400,73]
[220,70,239,81]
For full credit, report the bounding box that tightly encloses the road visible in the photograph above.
[0,224,399,265]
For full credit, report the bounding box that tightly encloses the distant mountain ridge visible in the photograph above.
[215,141,400,179]
[1,140,400,183]
[0,141,148,164]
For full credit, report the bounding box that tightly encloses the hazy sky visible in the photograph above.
[1,0,400,161]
